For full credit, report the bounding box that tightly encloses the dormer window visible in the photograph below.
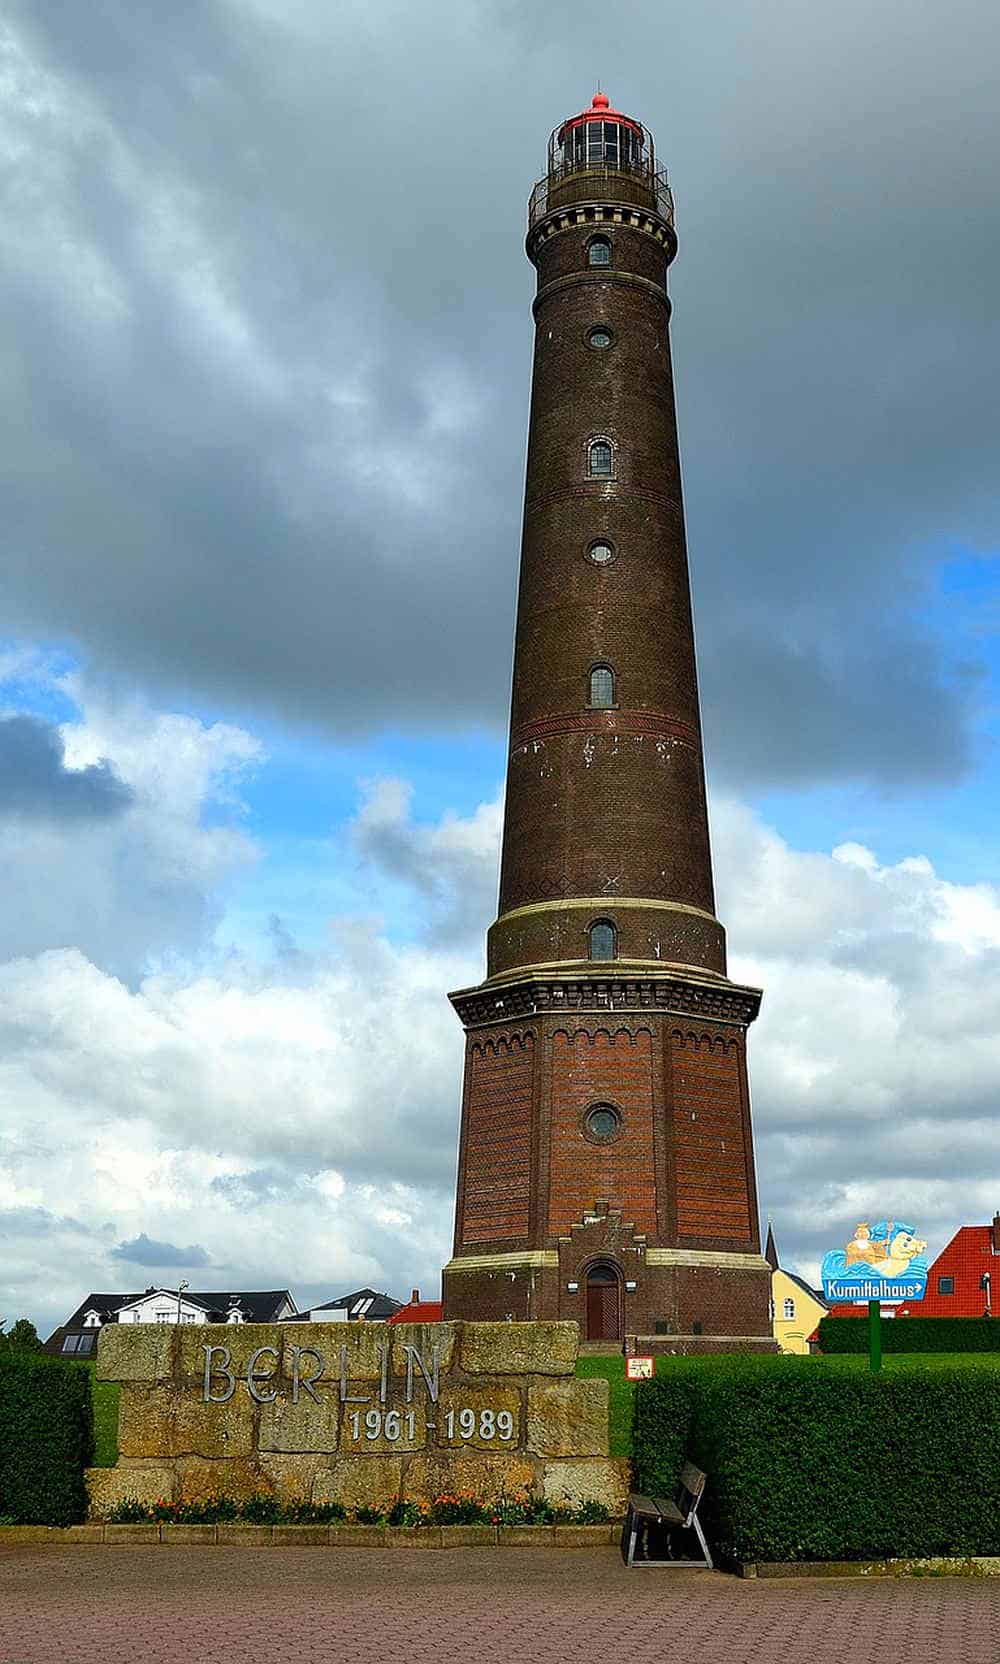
[82,1310,102,1328]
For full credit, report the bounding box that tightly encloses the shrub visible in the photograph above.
[0,1353,93,1525]
[633,1356,1000,1563]
[819,1317,1000,1353]
[102,1490,609,1527]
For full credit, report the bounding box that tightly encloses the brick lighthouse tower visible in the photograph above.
[442,93,772,1349]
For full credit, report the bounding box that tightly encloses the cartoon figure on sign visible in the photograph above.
[821,1219,929,1303]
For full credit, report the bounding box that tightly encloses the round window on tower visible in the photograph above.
[587,325,613,349]
[584,1103,622,1144]
[587,539,615,566]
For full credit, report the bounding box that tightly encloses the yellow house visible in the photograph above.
[765,1224,829,1355]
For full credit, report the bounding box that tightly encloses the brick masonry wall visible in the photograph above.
[459,1035,534,1246]
[547,1028,657,1236]
[669,1028,755,1247]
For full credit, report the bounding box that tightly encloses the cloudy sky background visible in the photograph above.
[1,0,998,1332]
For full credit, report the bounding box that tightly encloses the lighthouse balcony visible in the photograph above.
[528,162,674,230]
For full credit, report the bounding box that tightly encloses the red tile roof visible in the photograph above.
[385,1299,444,1325]
[895,1226,997,1317]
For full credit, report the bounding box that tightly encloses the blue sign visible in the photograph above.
[821,1219,929,1305]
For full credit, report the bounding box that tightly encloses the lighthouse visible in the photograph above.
[442,94,773,1350]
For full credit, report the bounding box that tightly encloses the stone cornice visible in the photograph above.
[449,970,762,1030]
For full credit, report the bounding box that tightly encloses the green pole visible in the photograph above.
[868,1299,882,1373]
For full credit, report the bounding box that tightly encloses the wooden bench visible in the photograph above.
[620,1462,713,1568]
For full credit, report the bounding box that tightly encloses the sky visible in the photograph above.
[1,0,999,1335]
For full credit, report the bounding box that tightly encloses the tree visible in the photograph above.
[6,1319,42,1353]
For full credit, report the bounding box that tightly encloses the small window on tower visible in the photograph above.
[587,540,614,565]
[588,326,612,349]
[589,664,615,707]
[585,1103,621,1142]
[588,237,611,267]
[588,441,613,477]
[589,919,616,961]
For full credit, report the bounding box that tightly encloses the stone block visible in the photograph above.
[172,1392,255,1459]
[553,1524,618,1546]
[540,1458,631,1514]
[435,1383,522,1451]
[498,1525,555,1545]
[527,1377,609,1457]
[401,1450,536,1505]
[338,1401,427,1454]
[173,1457,269,1503]
[389,1322,458,1379]
[61,1524,106,1543]
[258,1453,328,1504]
[86,1464,174,1519]
[217,1525,272,1545]
[386,1527,442,1548]
[312,1457,403,1512]
[439,1525,497,1547]
[258,1392,340,1455]
[105,1524,159,1544]
[117,1385,174,1459]
[321,1323,389,1382]
[161,1525,217,1545]
[460,1322,577,1377]
[271,1525,329,1545]
[96,1325,175,1383]
[176,1323,286,1381]
[328,1525,389,1546]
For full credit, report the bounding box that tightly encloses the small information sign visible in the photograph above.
[626,1356,654,1381]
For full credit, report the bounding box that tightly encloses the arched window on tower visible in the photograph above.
[589,919,617,961]
[589,663,615,707]
[588,440,613,478]
[588,236,611,267]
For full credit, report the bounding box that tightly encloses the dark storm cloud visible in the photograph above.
[0,714,132,820]
[111,1233,212,1268]
[2,0,998,788]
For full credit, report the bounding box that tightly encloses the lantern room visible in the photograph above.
[550,90,651,177]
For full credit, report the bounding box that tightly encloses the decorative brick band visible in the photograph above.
[449,972,762,1030]
[494,896,719,927]
[644,1249,771,1271]
[442,1251,560,1272]
[511,709,699,751]
[532,269,670,317]
[527,203,675,261]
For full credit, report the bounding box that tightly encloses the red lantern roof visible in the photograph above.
[558,90,643,142]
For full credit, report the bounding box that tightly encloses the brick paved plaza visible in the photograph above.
[1,1547,998,1664]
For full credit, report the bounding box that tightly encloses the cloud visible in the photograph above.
[0,1,996,789]
[0,734,998,1332]
[0,713,132,821]
[111,1232,211,1269]
[0,671,261,980]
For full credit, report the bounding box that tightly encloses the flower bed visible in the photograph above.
[104,1488,611,1528]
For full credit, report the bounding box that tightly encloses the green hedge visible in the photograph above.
[0,1353,93,1525]
[819,1316,1000,1353]
[633,1357,1000,1563]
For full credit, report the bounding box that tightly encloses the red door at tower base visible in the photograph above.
[586,1268,622,1341]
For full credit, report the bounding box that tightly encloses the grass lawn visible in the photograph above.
[90,1375,120,1467]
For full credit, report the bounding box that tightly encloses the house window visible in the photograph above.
[783,1297,796,1320]
[83,1310,101,1328]
[61,1335,81,1353]
[588,919,616,961]
[589,664,615,707]
[155,1311,171,1323]
[180,1312,197,1324]
[76,1333,95,1355]
[587,440,613,477]
[588,236,611,267]
[938,1276,955,1295]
